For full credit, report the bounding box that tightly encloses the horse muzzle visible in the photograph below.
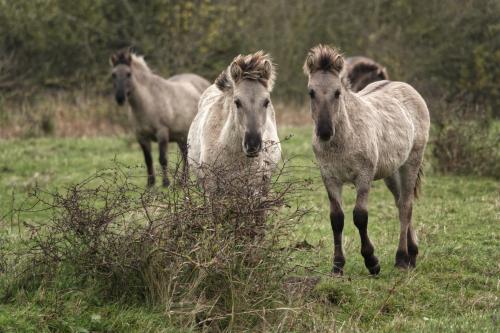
[115,93,126,106]
[244,132,262,158]
[316,125,334,142]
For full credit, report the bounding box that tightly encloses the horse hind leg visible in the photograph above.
[385,171,419,268]
[395,153,423,269]
[384,171,401,204]
[407,224,418,267]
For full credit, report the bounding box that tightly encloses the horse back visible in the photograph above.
[358,81,430,178]
[168,73,211,94]
[360,81,429,131]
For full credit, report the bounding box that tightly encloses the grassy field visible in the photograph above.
[0,126,498,332]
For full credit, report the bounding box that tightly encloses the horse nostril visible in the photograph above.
[317,127,333,141]
[115,93,126,105]
[244,132,262,156]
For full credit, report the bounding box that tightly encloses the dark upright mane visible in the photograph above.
[345,56,389,92]
[303,44,344,75]
[216,51,275,92]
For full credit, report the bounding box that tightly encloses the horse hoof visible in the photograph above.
[364,255,380,275]
[332,266,344,276]
[162,179,170,187]
[368,264,380,275]
[409,256,417,268]
[332,256,345,276]
[395,250,410,269]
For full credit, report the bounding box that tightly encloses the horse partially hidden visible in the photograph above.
[345,56,389,92]
[303,45,429,275]
[110,49,210,187]
[187,51,281,192]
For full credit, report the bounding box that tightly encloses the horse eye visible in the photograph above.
[234,99,242,108]
[334,90,340,98]
[126,72,131,78]
[263,99,270,108]
[309,89,315,99]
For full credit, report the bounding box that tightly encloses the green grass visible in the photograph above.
[0,127,498,332]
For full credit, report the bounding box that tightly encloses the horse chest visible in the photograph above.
[315,148,362,183]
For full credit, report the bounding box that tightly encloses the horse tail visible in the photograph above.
[414,162,424,199]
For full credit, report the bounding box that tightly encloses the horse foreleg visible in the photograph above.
[353,181,380,275]
[323,177,345,275]
[177,141,188,185]
[158,135,170,187]
[139,138,155,187]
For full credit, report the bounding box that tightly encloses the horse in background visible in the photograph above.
[110,49,210,187]
[304,45,429,275]
[345,56,389,92]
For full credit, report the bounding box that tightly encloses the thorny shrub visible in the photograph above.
[4,158,313,331]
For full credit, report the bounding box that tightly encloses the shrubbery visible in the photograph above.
[1,0,498,107]
[2,162,316,330]
[432,102,499,179]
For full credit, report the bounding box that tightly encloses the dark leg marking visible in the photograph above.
[353,208,380,275]
[178,141,189,185]
[395,201,413,269]
[407,227,418,268]
[330,210,345,275]
[139,140,155,187]
[159,139,170,187]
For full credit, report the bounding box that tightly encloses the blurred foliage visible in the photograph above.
[0,0,498,113]
[0,0,242,91]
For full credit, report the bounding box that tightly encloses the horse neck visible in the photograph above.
[128,70,165,113]
[331,87,357,145]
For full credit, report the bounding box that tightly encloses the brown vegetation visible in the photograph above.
[5,160,318,330]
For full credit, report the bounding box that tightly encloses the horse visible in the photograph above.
[345,56,389,92]
[110,49,210,187]
[187,51,281,193]
[303,45,430,275]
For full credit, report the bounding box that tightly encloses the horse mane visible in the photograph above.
[347,57,389,81]
[303,44,344,75]
[130,54,151,73]
[110,49,152,73]
[215,51,276,92]
[215,71,232,91]
[303,44,351,88]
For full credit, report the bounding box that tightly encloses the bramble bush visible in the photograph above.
[2,160,318,331]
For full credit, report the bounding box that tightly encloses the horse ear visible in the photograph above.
[378,67,388,80]
[333,55,344,72]
[110,54,118,66]
[262,59,275,91]
[303,54,313,75]
[229,61,243,83]
[262,60,272,80]
[215,70,233,92]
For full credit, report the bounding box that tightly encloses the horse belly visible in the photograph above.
[374,138,413,180]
